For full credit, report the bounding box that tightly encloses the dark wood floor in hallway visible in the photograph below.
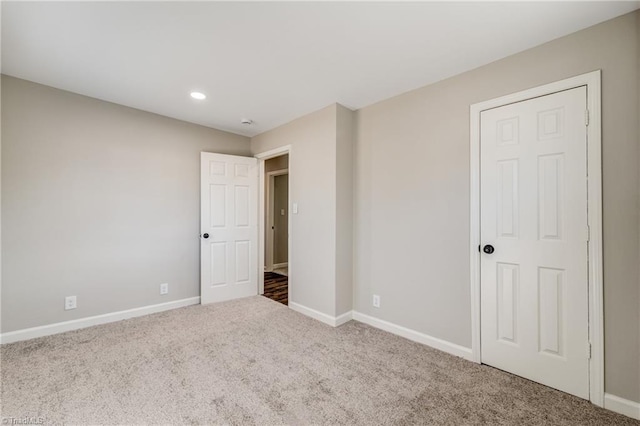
[263,272,288,305]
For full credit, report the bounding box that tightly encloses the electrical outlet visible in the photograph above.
[372,294,381,308]
[160,283,169,295]
[65,296,77,310]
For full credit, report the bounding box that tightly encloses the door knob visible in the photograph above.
[483,244,495,254]
[202,233,209,239]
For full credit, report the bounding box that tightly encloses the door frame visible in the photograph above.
[266,168,289,272]
[469,70,603,406]
[255,145,292,297]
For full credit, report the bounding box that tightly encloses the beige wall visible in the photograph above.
[336,105,355,316]
[252,105,339,315]
[252,104,355,317]
[637,12,640,394]
[354,11,640,402]
[1,76,251,332]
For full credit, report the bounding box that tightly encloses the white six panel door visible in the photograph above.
[201,153,258,304]
[480,87,589,398]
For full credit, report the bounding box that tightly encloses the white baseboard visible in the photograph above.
[289,302,352,327]
[352,311,474,361]
[272,262,288,269]
[604,393,640,420]
[335,310,353,326]
[0,297,201,344]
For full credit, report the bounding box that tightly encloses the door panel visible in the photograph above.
[538,267,563,356]
[497,262,518,344]
[480,87,589,399]
[201,152,258,304]
[497,160,519,238]
[538,154,564,240]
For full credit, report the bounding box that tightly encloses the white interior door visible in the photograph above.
[201,152,258,304]
[480,87,589,398]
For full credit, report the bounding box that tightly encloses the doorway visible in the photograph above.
[199,147,292,307]
[264,156,288,304]
[469,71,603,405]
[266,167,289,274]
[257,148,291,306]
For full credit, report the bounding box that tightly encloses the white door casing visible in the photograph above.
[201,152,258,304]
[470,71,603,406]
[479,87,589,398]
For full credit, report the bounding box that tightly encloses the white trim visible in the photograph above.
[289,302,352,327]
[259,159,266,285]
[604,393,640,420]
[272,262,288,269]
[585,72,604,407]
[256,145,292,298]
[352,311,474,361]
[255,145,292,160]
[266,168,289,272]
[335,310,353,326]
[0,297,200,344]
[469,70,604,405]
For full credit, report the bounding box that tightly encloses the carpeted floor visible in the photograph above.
[1,296,637,425]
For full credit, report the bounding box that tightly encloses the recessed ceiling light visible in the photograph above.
[190,91,206,100]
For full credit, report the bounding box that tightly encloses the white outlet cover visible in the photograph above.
[65,295,77,310]
[160,283,169,295]
[372,294,381,308]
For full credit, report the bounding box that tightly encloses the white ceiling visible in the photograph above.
[2,2,639,137]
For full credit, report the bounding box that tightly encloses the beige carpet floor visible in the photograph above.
[1,296,637,425]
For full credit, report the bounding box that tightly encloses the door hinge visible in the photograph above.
[585,109,590,126]
[586,225,591,242]
[587,342,592,359]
